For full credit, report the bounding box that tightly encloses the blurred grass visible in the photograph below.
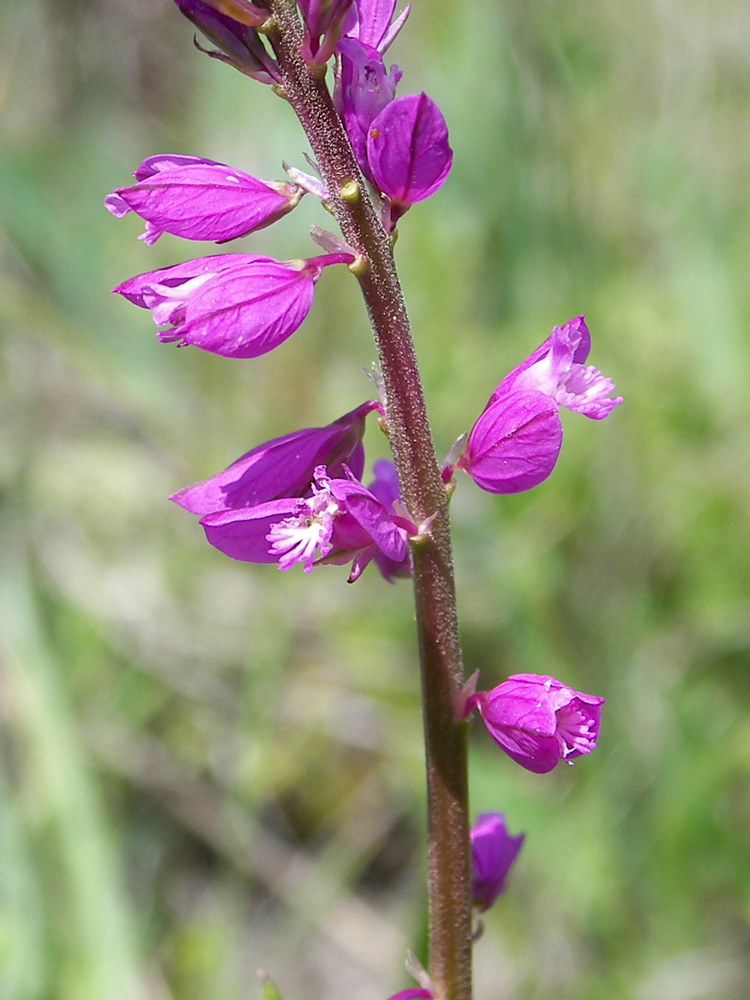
[1,1,749,998]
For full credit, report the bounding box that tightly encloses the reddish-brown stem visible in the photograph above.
[266,3,472,998]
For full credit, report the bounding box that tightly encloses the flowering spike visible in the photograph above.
[106,155,303,245]
[367,93,453,228]
[458,316,622,493]
[470,813,524,912]
[113,253,353,359]
[469,673,605,774]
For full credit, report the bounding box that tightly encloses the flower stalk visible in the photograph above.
[265,2,472,996]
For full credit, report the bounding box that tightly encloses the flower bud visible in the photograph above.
[470,813,524,911]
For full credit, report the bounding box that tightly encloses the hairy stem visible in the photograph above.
[266,4,472,997]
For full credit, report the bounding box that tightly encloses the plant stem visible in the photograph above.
[266,4,472,998]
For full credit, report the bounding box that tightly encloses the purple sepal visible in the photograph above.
[106,155,302,245]
[470,673,605,774]
[470,813,524,912]
[170,401,380,514]
[299,0,355,64]
[367,94,452,225]
[113,253,352,359]
[457,389,563,494]
[201,498,300,563]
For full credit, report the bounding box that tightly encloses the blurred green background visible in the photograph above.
[1,1,749,998]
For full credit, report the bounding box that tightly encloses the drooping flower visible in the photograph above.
[112,252,353,359]
[196,466,414,582]
[173,0,280,83]
[367,93,453,228]
[171,401,380,514]
[106,154,303,245]
[470,813,524,912]
[456,316,623,493]
[468,673,605,774]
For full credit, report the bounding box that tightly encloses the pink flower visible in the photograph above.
[470,813,524,911]
[457,316,622,493]
[112,252,353,359]
[171,401,380,514]
[198,466,415,582]
[469,673,605,774]
[106,154,302,245]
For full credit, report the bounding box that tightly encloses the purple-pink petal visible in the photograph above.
[113,254,249,307]
[458,389,563,494]
[496,316,622,419]
[200,498,301,562]
[327,477,409,563]
[367,93,452,214]
[174,0,280,84]
[367,458,412,581]
[335,38,401,177]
